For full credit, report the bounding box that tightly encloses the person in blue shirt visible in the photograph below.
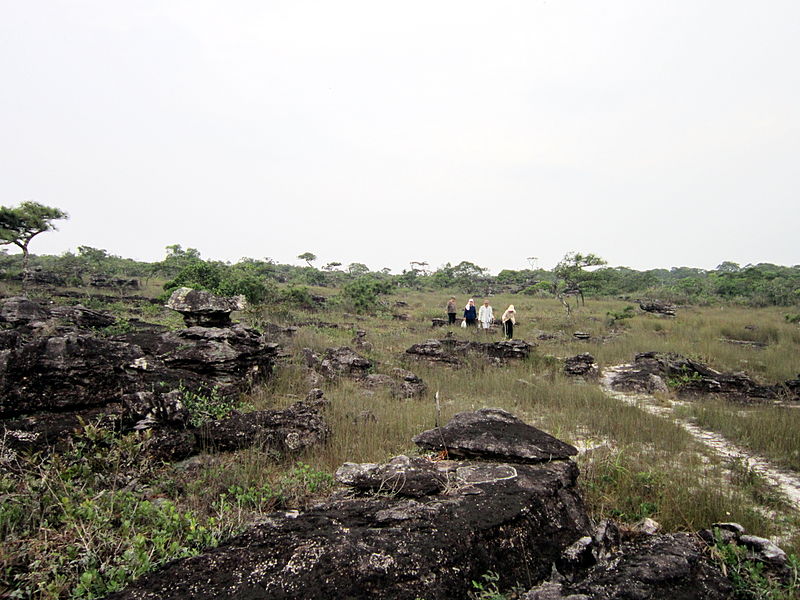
[463,298,477,327]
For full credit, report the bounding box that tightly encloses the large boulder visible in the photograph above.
[413,408,578,463]
[104,411,591,600]
[165,287,246,327]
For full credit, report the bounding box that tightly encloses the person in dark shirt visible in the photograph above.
[446,297,457,325]
[463,298,477,326]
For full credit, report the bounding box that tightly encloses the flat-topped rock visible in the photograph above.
[165,287,246,327]
[413,408,578,463]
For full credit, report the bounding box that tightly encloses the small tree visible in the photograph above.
[297,252,317,267]
[553,252,607,314]
[0,201,68,281]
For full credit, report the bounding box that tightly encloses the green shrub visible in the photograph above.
[180,386,242,427]
[341,276,392,312]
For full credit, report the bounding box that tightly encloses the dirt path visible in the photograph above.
[601,365,800,509]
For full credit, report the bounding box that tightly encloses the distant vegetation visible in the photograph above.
[1,243,797,309]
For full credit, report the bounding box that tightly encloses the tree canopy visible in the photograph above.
[0,201,68,273]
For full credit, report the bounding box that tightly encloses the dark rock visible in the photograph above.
[0,295,280,453]
[394,301,409,307]
[104,456,590,600]
[0,296,49,325]
[293,320,353,329]
[261,322,297,338]
[603,364,669,395]
[781,376,800,400]
[165,287,245,327]
[335,455,446,497]
[635,351,772,397]
[362,368,427,398]
[405,338,534,365]
[196,401,329,454]
[527,533,732,600]
[413,408,578,463]
[0,332,145,417]
[117,324,279,393]
[121,390,189,431]
[431,317,448,327]
[352,329,373,352]
[572,332,591,340]
[392,313,410,321]
[405,339,461,365]
[1,405,123,452]
[302,346,372,380]
[738,535,788,567]
[564,354,598,379]
[90,275,140,289]
[638,299,677,316]
[719,337,767,348]
[50,304,116,329]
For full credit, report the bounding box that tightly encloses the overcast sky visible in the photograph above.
[2,1,798,273]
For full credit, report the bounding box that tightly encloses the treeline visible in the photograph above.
[1,246,798,308]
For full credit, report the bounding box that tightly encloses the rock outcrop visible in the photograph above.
[405,338,534,365]
[604,351,783,400]
[104,410,591,600]
[564,353,598,380]
[165,287,246,327]
[525,532,732,600]
[303,346,373,379]
[303,346,427,398]
[0,296,284,456]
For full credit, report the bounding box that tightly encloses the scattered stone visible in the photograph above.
[260,322,297,338]
[638,299,677,317]
[413,408,578,463]
[352,410,378,424]
[572,332,591,340]
[362,368,427,398]
[165,287,246,327]
[564,354,598,379]
[431,317,448,327]
[392,313,410,321]
[352,329,373,352]
[303,346,373,379]
[50,304,116,329]
[90,275,139,289]
[405,338,534,365]
[632,517,661,535]
[719,337,767,348]
[739,535,788,567]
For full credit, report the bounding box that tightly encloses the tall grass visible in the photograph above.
[676,400,800,472]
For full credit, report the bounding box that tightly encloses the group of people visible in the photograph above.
[446,297,516,339]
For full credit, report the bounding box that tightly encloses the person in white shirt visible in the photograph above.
[478,299,494,333]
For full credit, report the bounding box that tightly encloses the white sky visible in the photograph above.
[2,1,798,273]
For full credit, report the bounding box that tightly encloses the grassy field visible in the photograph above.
[3,284,800,598]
